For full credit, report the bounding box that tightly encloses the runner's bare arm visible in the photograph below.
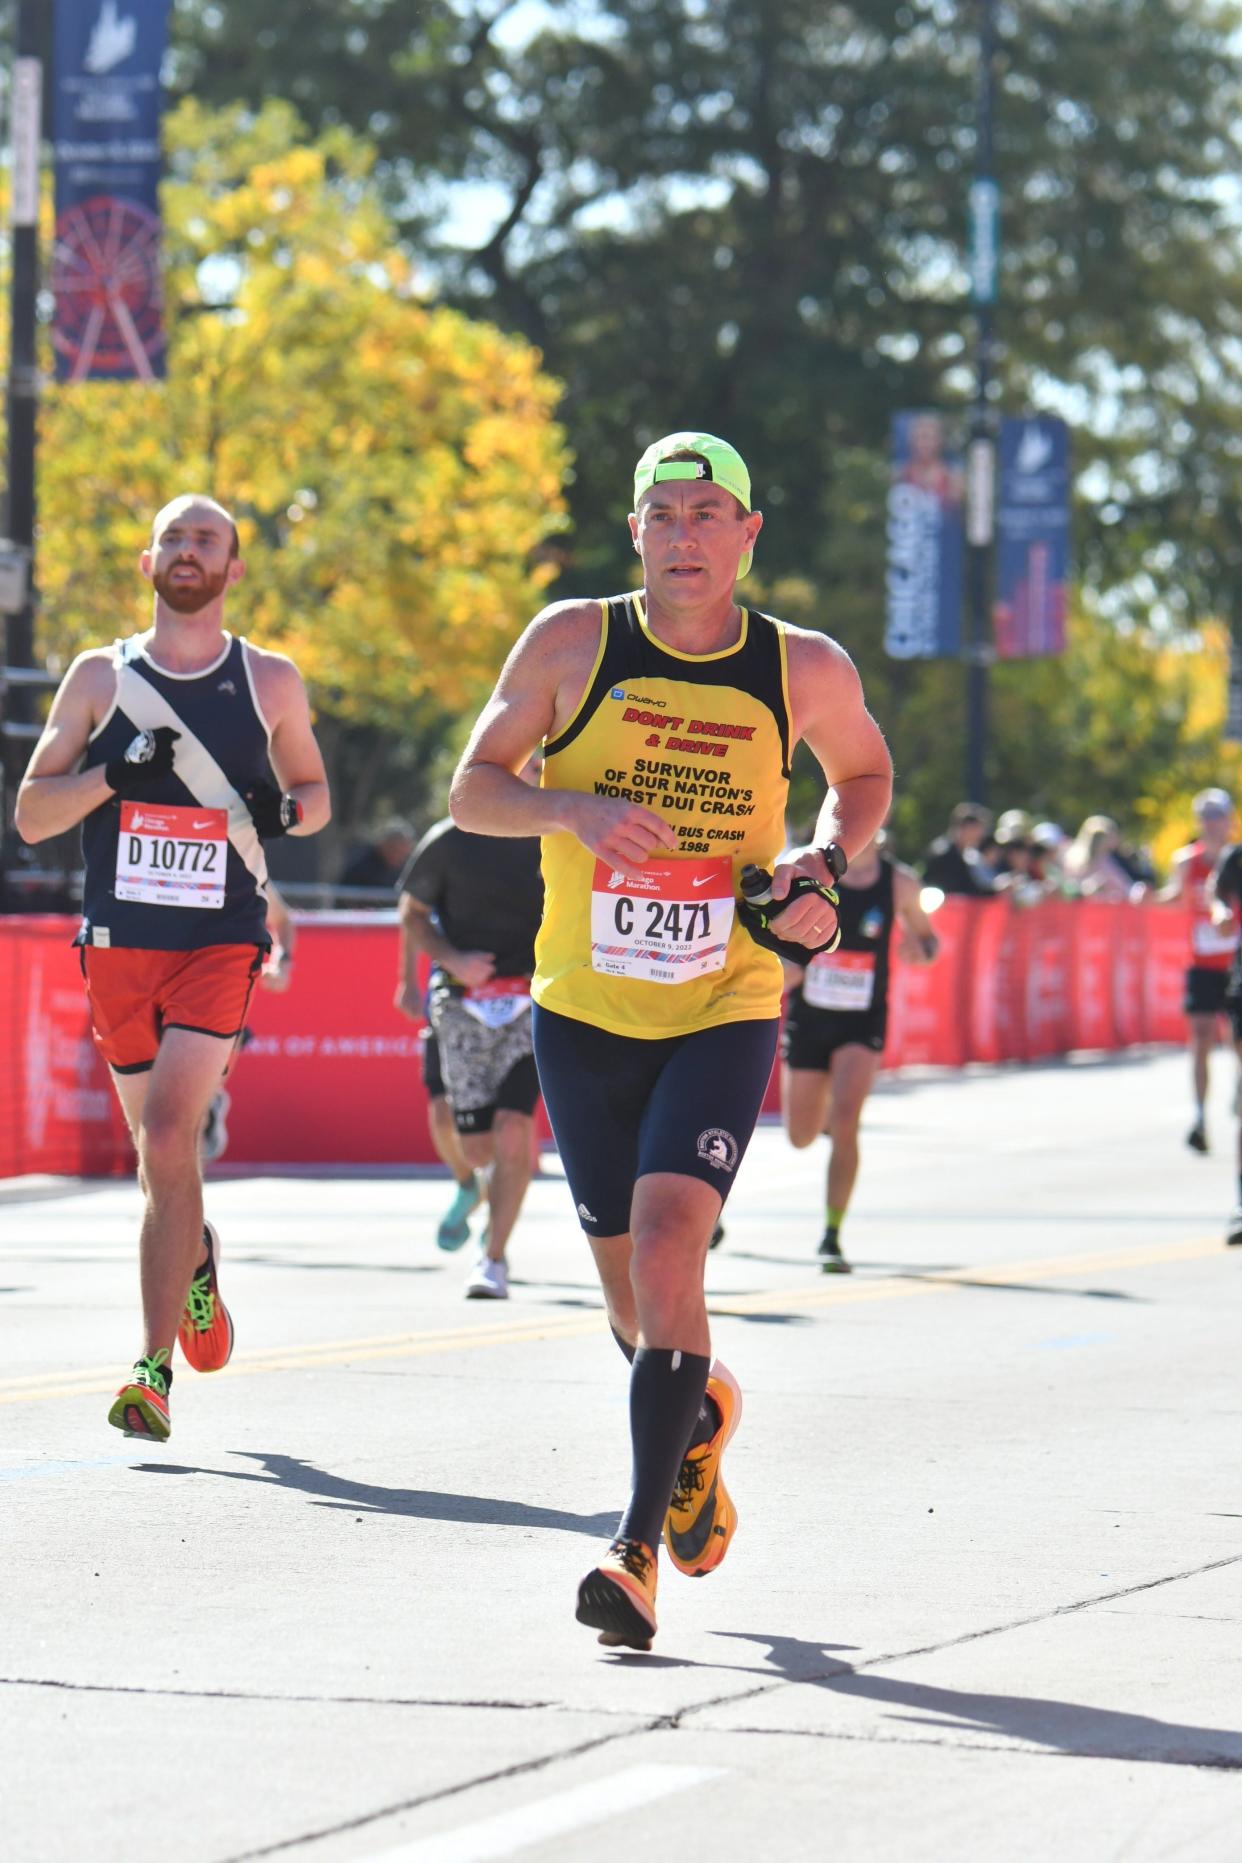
[451,602,678,879]
[1155,846,1191,904]
[251,653,331,834]
[14,653,119,843]
[260,881,296,991]
[397,892,495,992]
[768,630,893,932]
[894,860,940,963]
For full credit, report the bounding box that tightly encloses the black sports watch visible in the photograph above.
[820,841,848,881]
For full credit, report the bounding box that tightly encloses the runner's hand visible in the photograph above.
[393,981,423,1021]
[104,726,179,795]
[447,950,496,990]
[559,792,678,879]
[244,778,303,838]
[739,875,841,961]
[769,848,841,946]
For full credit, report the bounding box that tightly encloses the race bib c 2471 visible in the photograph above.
[590,856,735,984]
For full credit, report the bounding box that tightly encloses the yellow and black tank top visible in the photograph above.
[534,591,793,1038]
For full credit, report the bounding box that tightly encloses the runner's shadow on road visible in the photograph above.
[132,1452,619,1538]
[711,1632,1242,1765]
[895,1274,1142,1302]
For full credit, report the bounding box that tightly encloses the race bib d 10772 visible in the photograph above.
[115,802,228,910]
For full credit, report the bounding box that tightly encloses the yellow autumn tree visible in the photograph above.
[36,101,569,728]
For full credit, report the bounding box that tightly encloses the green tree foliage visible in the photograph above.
[165,0,1242,850]
[38,99,569,730]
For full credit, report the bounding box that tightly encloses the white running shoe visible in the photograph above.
[466,1255,509,1299]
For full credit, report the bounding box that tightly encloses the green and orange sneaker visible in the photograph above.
[178,1221,235,1373]
[663,1359,742,1577]
[107,1349,172,1440]
[577,1538,658,1650]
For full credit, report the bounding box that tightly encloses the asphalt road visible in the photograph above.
[4,1046,1242,1861]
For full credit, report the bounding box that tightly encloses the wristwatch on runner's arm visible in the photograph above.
[243,778,304,838]
[819,842,848,881]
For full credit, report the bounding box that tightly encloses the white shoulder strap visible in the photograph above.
[114,661,268,889]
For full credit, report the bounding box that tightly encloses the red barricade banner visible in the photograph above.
[0,900,1213,1174]
[1067,902,1119,1053]
[224,917,441,1166]
[0,916,133,1177]
[887,894,974,1067]
[1145,906,1189,1044]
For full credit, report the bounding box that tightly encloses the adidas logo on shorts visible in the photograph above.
[576,1201,598,1223]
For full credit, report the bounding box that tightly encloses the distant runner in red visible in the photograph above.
[16,495,330,1440]
[1159,789,1238,1154]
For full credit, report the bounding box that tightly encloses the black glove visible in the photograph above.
[244,778,303,839]
[104,726,179,795]
[737,868,842,963]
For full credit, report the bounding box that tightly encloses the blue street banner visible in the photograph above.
[884,412,965,659]
[993,416,1071,659]
[52,0,170,382]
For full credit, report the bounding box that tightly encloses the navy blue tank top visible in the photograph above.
[832,855,896,1013]
[79,634,271,951]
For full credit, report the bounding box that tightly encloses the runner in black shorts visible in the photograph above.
[450,430,892,1647]
[395,759,544,1298]
[781,832,938,1271]
[416,1017,483,1250]
[1158,789,1238,1153]
[1202,838,1242,1246]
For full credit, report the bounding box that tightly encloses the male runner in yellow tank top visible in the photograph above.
[452,432,892,1649]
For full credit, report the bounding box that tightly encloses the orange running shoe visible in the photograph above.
[178,1221,235,1372]
[576,1539,658,1650]
[107,1350,172,1440]
[663,1359,742,1577]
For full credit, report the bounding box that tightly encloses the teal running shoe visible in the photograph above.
[436,1175,481,1251]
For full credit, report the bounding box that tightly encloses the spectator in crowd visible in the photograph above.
[1028,820,1071,897]
[1063,815,1147,901]
[337,817,415,901]
[983,808,1035,891]
[921,802,995,897]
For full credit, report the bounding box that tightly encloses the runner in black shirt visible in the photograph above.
[395,758,544,1296]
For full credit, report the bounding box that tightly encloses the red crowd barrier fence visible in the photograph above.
[1,897,1194,1176]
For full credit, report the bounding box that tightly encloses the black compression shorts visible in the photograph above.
[1184,966,1231,1019]
[782,993,886,1069]
[532,1003,779,1238]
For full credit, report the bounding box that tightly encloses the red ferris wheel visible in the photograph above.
[51,193,165,383]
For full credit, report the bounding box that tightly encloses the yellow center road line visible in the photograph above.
[0,1235,1223,1407]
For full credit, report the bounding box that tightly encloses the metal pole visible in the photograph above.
[2,0,41,819]
[964,0,997,805]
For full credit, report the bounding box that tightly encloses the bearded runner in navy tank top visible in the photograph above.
[14,493,330,1444]
[79,632,272,952]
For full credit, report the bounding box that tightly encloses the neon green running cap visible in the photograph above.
[632,430,754,579]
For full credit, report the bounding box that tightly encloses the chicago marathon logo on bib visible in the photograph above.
[697,1127,739,1173]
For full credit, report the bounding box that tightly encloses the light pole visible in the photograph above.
[964,0,997,805]
[0,0,42,859]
